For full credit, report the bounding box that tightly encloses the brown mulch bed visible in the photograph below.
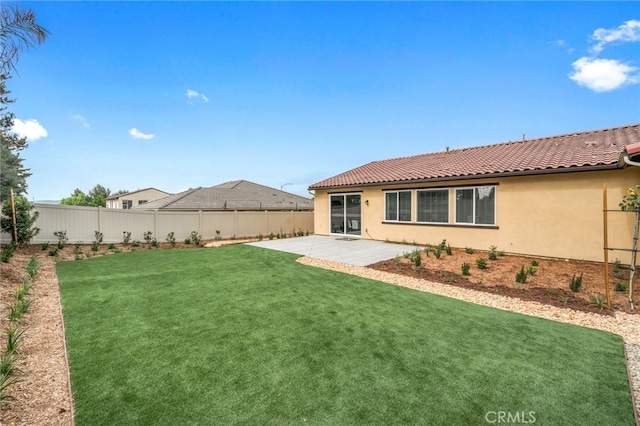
[367,247,638,316]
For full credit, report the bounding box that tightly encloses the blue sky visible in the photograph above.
[8,1,640,201]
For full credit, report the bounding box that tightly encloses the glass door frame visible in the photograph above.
[329,193,362,236]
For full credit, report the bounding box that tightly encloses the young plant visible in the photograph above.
[530,259,539,267]
[615,282,628,292]
[215,230,222,241]
[53,230,68,249]
[445,244,453,256]
[488,245,498,261]
[1,244,16,263]
[108,243,116,250]
[525,265,538,276]
[166,232,176,248]
[25,255,38,279]
[424,246,431,257]
[9,299,32,322]
[40,241,49,251]
[589,293,607,310]
[476,258,488,270]
[408,249,422,268]
[190,231,201,246]
[268,232,274,240]
[48,247,58,257]
[438,239,447,250]
[0,353,19,404]
[5,326,25,355]
[461,262,471,276]
[465,247,474,254]
[433,246,442,259]
[515,266,528,284]
[143,231,153,245]
[122,231,132,245]
[91,241,100,252]
[569,273,583,292]
[74,241,83,255]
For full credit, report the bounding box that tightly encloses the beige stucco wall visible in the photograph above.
[312,167,640,263]
[107,189,170,209]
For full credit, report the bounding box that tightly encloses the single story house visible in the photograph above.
[309,123,640,262]
[135,180,314,211]
[105,188,172,209]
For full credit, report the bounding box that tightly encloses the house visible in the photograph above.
[309,123,640,262]
[105,188,172,209]
[135,180,314,211]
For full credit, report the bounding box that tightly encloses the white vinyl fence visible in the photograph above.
[1,204,314,244]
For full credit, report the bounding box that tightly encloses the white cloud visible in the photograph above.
[71,114,90,128]
[591,19,640,54]
[569,57,639,92]
[186,89,209,102]
[129,128,155,140]
[11,118,48,141]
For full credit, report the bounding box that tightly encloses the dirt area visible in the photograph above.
[368,246,638,316]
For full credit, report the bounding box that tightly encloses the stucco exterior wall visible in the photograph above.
[312,167,640,263]
[106,189,170,209]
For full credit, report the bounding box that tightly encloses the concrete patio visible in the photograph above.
[246,235,419,266]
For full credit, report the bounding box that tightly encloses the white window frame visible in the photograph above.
[454,186,496,226]
[416,189,449,224]
[384,190,412,222]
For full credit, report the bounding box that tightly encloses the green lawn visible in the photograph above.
[57,245,635,425]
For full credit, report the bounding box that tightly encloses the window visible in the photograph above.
[138,200,147,205]
[385,191,411,222]
[122,200,133,209]
[417,189,449,223]
[455,186,495,225]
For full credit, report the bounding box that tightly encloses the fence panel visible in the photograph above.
[0,204,314,244]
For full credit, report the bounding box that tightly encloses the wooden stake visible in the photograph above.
[603,184,611,309]
[10,188,17,243]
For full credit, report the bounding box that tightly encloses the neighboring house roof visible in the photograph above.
[135,180,314,210]
[309,123,640,190]
[105,187,172,200]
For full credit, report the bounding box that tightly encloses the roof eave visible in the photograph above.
[308,163,621,191]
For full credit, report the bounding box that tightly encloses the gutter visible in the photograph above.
[623,152,640,168]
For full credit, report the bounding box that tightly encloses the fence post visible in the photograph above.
[98,206,103,235]
[154,210,159,240]
[199,210,203,238]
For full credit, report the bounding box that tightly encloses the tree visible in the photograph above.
[1,2,50,74]
[60,185,122,207]
[0,74,30,201]
[0,195,39,244]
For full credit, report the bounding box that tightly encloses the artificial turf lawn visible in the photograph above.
[57,245,635,425]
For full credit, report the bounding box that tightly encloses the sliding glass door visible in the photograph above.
[330,194,361,236]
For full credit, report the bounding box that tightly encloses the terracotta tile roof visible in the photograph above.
[136,180,313,210]
[309,123,640,189]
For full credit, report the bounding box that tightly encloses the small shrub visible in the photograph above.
[91,241,99,252]
[40,241,49,251]
[9,299,32,322]
[465,247,474,254]
[48,247,59,257]
[461,262,471,276]
[151,238,159,248]
[75,254,83,261]
[131,240,141,247]
[515,266,527,283]
[166,232,176,248]
[488,245,498,261]
[1,244,17,263]
[257,233,263,241]
[184,238,191,245]
[433,246,442,259]
[408,249,422,268]
[445,244,453,256]
[569,273,583,292]
[94,230,104,244]
[73,242,83,255]
[108,243,116,250]
[190,231,201,246]
[438,239,447,250]
[589,293,607,310]
[530,259,539,267]
[476,258,488,269]
[143,231,153,245]
[0,353,19,404]
[53,230,68,249]
[215,230,222,241]
[268,232,274,240]
[615,282,628,292]
[424,246,431,257]
[525,265,537,276]
[122,231,132,245]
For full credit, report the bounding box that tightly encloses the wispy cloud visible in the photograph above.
[568,19,640,92]
[71,114,90,128]
[11,118,48,141]
[569,57,638,92]
[549,39,573,54]
[590,19,640,55]
[186,89,209,103]
[129,128,155,140]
